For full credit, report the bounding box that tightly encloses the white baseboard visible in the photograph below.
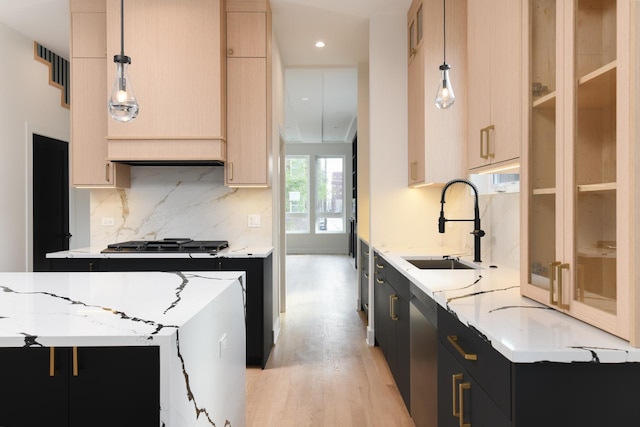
[366,326,375,346]
[272,315,281,345]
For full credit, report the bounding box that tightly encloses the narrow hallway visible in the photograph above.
[246,254,415,426]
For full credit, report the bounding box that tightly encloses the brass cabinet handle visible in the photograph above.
[548,261,562,305]
[390,294,399,320]
[447,335,478,361]
[364,273,369,279]
[410,161,418,181]
[459,382,471,427]
[376,278,384,285]
[228,48,234,55]
[49,347,55,377]
[452,373,463,417]
[72,346,79,377]
[557,263,570,309]
[480,125,495,159]
[375,263,384,269]
[105,162,111,182]
[228,162,234,181]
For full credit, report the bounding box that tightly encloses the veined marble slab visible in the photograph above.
[0,271,246,427]
[375,248,640,364]
[46,245,273,259]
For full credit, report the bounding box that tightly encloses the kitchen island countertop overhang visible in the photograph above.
[0,270,247,427]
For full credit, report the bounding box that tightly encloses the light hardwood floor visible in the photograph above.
[246,254,415,427]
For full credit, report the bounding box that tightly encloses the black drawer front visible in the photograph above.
[374,253,409,300]
[437,305,511,419]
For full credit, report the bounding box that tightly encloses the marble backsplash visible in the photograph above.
[441,186,520,270]
[89,166,273,249]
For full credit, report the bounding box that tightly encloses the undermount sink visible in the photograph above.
[403,258,477,270]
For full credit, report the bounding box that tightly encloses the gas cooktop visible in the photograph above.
[101,238,229,254]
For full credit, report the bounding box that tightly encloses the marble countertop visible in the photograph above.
[46,245,273,259]
[374,246,640,364]
[0,271,244,347]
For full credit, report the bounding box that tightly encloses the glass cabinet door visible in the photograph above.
[573,0,617,315]
[527,0,558,295]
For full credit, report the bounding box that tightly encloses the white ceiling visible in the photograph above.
[0,0,410,144]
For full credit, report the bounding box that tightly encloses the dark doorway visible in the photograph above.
[33,134,70,271]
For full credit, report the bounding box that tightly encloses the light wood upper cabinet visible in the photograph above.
[406,0,466,187]
[521,0,637,344]
[70,5,130,187]
[467,0,521,173]
[225,0,271,187]
[105,0,225,163]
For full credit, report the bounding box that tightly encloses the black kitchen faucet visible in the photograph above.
[438,179,485,263]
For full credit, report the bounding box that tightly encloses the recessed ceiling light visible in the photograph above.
[301,97,309,101]
[315,41,326,48]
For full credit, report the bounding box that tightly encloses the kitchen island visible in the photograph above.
[0,271,246,427]
[46,246,274,368]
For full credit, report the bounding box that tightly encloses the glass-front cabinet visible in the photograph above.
[522,0,635,341]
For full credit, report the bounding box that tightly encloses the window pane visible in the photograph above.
[315,156,345,233]
[285,156,310,233]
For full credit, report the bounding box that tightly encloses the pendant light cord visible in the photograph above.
[120,0,125,57]
[443,0,447,64]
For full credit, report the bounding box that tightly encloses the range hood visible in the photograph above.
[107,137,225,166]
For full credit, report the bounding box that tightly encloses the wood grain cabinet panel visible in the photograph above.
[70,7,130,187]
[105,0,225,163]
[467,0,521,172]
[225,0,271,187]
[406,0,466,187]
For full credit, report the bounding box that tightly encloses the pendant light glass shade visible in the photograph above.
[108,55,138,122]
[435,63,455,109]
[108,0,138,122]
[434,0,455,109]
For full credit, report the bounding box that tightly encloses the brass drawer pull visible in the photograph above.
[447,335,478,361]
[72,346,79,377]
[459,382,471,427]
[549,261,561,305]
[557,263,570,309]
[479,125,495,159]
[376,263,384,269]
[376,278,384,285]
[390,294,399,321]
[452,373,463,417]
[49,347,55,377]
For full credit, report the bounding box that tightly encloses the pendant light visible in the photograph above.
[108,0,139,122]
[435,0,455,109]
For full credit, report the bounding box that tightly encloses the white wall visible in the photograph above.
[0,23,88,271]
[366,13,519,265]
[368,13,444,250]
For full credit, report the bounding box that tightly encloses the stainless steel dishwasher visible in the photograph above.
[410,282,438,427]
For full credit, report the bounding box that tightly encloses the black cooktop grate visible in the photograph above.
[101,238,229,254]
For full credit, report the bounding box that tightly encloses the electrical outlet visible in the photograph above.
[248,214,261,228]
[218,333,228,358]
[101,217,115,226]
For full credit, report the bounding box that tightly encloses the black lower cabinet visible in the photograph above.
[218,256,273,368]
[0,346,159,427]
[438,342,510,427]
[47,254,274,368]
[438,304,640,427]
[373,252,410,411]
